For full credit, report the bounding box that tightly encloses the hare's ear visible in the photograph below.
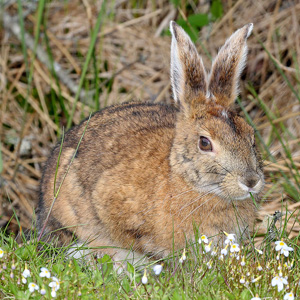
[170,21,208,108]
[208,24,253,107]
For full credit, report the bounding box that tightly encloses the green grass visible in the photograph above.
[0,223,299,299]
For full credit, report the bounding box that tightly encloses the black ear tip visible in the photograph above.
[170,21,179,35]
[170,20,176,27]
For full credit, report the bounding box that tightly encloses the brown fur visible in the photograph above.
[37,22,264,261]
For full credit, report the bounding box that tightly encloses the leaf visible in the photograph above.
[15,244,36,259]
[72,258,81,273]
[224,292,235,300]
[101,254,112,263]
[52,263,64,274]
[98,254,113,278]
[122,278,130,293]
[211,0,223,19]
[188,14,209,28]
[170,0,180,8]
[240,289,251,299]
[127,262,134,274]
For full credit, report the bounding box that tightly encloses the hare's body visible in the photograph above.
[37,22,264,261]
[38,102,256,258]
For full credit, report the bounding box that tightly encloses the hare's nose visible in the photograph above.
[245,176,260,189]
[238,174,261,193]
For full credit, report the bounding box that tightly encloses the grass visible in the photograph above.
[0,223,299,299]
[0,0,300,299]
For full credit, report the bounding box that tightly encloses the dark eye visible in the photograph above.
[199,136,212,152]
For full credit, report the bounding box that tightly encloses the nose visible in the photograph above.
[238,174,261,193]
[244,175,260,189]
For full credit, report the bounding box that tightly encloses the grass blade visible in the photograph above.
[67,0,107,129]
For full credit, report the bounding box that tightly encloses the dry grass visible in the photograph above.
[0,0,299,240]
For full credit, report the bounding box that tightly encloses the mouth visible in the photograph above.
[238,178,263,194]
[234,192,253,201]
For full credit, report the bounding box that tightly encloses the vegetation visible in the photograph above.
[0,227,299,299]
[0,0,299,299]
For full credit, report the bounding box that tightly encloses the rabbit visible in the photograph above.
[37,21,264,263]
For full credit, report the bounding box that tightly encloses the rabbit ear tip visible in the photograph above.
[170,21,178,32]
[245,23,253,38]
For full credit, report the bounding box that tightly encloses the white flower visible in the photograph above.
[271,275,288,292]
[230,243,240,253]
[52,276,59,283]
[22,265,30,278]
[241,256,246,266]
[284,292,295,300]
[179,249,186,263]
[251,296,261,300]
[211,247,217,256]
[275,240,287,252]
[51,286,56,298]
[199,235,208,244]
[251,275,262,283]
[206,260,213,269]
[221,244,229,256]
[153,264,163,275]
[28,282,39,293]
[240,277,245,284]
[224,232,236,244]
[288,260,294,269]
[40,288,46,295]
[0,248,4,258]
[49,278,60,291]
[205,241,212,253]
[281,244,294,257]
[141,269,148,284]
[257,263,262,271]
[39,267,51,278]
[255,248,263,255]
[22,276,27,284]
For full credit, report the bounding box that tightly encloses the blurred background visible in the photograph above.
[0,0,299,242]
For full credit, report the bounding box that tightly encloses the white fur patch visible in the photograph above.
[66,242,91,260]
[170,22,184,103]
[246,23,253,38]
[221,110,228,118]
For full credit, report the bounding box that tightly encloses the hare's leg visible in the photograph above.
[67,236,149,270]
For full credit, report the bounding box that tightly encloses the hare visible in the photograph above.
[37,22,264,263]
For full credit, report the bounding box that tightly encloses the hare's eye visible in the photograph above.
[199,136,212,152]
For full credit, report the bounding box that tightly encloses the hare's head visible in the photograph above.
[169,22,264,201]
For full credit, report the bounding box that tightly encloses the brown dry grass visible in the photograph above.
[0,0,299,241]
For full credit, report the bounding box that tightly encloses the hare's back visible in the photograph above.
[66,101,178,160]
[41,102,177,200]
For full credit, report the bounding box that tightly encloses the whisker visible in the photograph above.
[215,161,233,177]
[176,192,220,228]
[176,184,223,215]
[203,198,223,222]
